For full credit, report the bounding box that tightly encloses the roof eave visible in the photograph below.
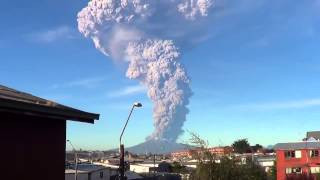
[0,98,99,123]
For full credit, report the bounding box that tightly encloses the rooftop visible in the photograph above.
[274,141,320,150]
[65,164,107,174]
[66,164,143,179]
[0,85,99,123]
[307,131,320,140]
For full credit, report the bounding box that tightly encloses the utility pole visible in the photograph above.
[119,144,125,180]
[153,154,156,179]
[67,140,78,180]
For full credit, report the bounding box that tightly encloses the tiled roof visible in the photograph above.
[0,85,99,123]
[274,141,320,150]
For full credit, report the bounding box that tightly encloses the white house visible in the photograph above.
[65,164,116,180]
[130,163,159,173]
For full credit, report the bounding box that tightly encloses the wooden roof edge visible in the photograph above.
[0,98,100,123]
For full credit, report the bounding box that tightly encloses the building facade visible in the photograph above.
[275,141,320,180]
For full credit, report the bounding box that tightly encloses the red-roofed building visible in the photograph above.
[171,149,193,159]
[208,146,233,155]
[171,146,233,159]
[274,141,320,180]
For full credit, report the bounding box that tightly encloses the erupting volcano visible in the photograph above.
[78,0,214,153]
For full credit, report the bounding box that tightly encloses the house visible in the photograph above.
[274,141,320,180]
[171,146,233,160]
[307,131,320,141]
[207,146,233,156]
[0,85,99,180]
[254,155,276,173]
[94,163,144,180]
[65,164,117,180]
[171,149,192,159]
[130,162,159,173]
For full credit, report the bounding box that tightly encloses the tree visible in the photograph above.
[171,161,188,174]
[158,161,173,173]
[268,162,277,180]
[251,144,263,153]
[187,133,267,180]
[232,139,250,154]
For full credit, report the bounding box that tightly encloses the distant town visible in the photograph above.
[65,131,320,180]
[2,0,319,180]
[2,84,320,180]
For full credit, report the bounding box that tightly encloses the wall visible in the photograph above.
[66,173,89,180]
[90,168,111,180]
[130,164,151,173]
[0,112,66,180]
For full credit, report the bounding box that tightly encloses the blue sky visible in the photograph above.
[1,0,320,150]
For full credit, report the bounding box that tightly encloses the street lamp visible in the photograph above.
[67,140,78,180]
[119,102,142,180]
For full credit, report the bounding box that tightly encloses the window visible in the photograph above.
[285,150,301,158]
[310,150,320,157]
[286,167,302,174]
[311,167,320,174]
[285,151,295,158]
[295,150,302,158]
[100,172,103,178]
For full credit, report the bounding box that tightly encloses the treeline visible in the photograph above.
[176,132,276,180]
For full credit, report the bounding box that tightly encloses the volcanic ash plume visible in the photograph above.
[77,0,213,143]
[126,40,192,141]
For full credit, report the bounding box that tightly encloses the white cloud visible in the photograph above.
[28,26,77,43]
[234,98,320,111]
[51,76,106,89]
[107,85,146,98]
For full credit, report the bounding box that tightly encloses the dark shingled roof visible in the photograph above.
[274,141,320,150]
[0,85,99,123]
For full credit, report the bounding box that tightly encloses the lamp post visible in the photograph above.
[67,140,78,180]
[119,102,142,180]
